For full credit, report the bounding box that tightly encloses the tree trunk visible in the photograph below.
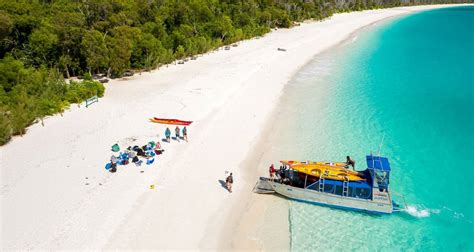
[41,117,44,127]
[65,65,70,79]
[107,67,111,78]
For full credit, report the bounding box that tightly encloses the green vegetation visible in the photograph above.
[0,56,104,144]
[0,0,466,145]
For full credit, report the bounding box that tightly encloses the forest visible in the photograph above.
[0,0,465,145]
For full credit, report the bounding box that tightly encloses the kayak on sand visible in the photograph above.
[150,117,193,126]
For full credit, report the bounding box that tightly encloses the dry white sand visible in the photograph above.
[0,5,464,250]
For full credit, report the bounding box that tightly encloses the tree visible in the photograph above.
[175,45,185,59]
[0,12,13,41]
[81,30,108,74]
[108,35,132,77]
[10,89,34,136]
[0,105,11,145]
[28,23,59,66]
[58,54,72,78]
[212,15,234,42]
[132,33,165,70]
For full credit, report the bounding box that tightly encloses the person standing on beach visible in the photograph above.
[269,163,276,181]
[175,126,180,141]
[165,127,171,142]
[182,126,188,142]
[226,173,233,193]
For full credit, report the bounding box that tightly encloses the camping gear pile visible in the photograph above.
[106,141,164,173]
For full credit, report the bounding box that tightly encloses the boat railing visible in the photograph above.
[304,180,318,189]
[391,191,408,211]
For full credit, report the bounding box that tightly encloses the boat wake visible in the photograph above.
[441,206,472,224]
[404,205,439,218]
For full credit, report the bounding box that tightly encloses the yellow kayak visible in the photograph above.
[281,160,348,167]
[289,163,365,181]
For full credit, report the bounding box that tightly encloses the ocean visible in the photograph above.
[267,6,473,251]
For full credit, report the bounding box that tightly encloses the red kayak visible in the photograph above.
[150,117,193,126]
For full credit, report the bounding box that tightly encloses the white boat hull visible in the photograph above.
[256,178,393,214]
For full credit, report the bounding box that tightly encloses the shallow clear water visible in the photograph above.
[269,6,473,251]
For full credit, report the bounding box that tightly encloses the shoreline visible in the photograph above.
[218,11,399,251]
[0,4,468,250]
[217,4,465,250]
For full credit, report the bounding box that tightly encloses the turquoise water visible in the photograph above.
[270,6,473,251]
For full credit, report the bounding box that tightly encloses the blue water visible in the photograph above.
[270,6,474,251]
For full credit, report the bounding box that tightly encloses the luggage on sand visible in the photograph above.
[111,144,120,152]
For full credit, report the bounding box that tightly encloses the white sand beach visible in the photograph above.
[0,5,464,250]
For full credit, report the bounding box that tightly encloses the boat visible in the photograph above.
[150,117,193,126]
[254,154,405,214]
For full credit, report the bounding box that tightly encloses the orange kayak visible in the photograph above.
[150,117,193,126]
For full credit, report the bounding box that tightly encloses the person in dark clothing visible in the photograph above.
[136,147,146,157]
[346,156,355,169]
[109,162,117,173]
[182,126,188,142]
[165,127,171,142]
[226,173,234,193]
[175,126,180,141]
[279,166,286,180]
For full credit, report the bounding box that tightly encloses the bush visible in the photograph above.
[0,57,105,145]
[0,109,12,145]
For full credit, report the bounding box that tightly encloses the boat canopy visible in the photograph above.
[366,155,391,172]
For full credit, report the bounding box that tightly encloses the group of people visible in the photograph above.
[107,141,164,173]
[164,126,188,142]
[107,125,191,173]
[266,155,356,181]
[105,124,238,195]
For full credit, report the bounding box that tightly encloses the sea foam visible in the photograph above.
[405,205,437,218]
